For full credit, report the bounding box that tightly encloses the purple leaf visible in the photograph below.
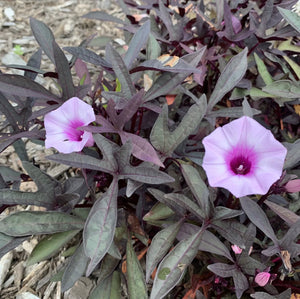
[30,18,55,64]
[24,48,42,80]
[207,263,236,278]
[82,11,125,25]
[74,59,91,86]
[240,197,278,244]
[124,20,150,68]
[64,46,112,70]
[232,270,249,299]
[84,178,118,276]
[0,74,61,102]
[52,41,75,100]
[120,132,164,167]
[265,200,300,226]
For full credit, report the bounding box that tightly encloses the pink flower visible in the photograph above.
[285,179,300,193]
[202,116,287,198]
[255,271,271,286]
[44,97,96,153]
[231,244,243,254]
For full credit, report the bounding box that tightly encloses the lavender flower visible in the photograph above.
[44,97,96,153]
[202,116,287,197]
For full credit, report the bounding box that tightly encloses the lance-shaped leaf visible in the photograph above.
[150,227,204,299]
[48,134,118,174]
[0,92,20,131]
[164,193,205,220]
[144,47,206,102]
[22,161,58,195]
[143,202,174,221]
[207,263,236,277]
[212,206,244,222]
[146,220,184,282]
[0,233,27,259]
[251,289,291,299]
[212,220,246,248]
[96,253,120,284]
[115,141,173,184]
[124,20,150,69]
[180,164,210,218]
[0,74,60,102]
[133,56,203,74]
[120,132,164,167]
[207,48,248,111]
[25,48,42,80]
[147,188,186,216]
[0,211,84,236]
[120,164,174,184]
[30,17,55,64]
[254,53,273,85]
[64,47,112,70]
[126,237,148,299]
[89,271,121,299]
[232,271,249,299]
[177,223,234,262]
[278,6,300,33]
[83,178,118,276]
[279,219,300,258]
[27,230,79,266]
[264,200,300,226]
[262,80,300,98]
[82,11,125,25]
[284,139,300,169]
[61,244,90,292]
[0,190,54,209]
[106,44,135,99]
[52,41,75,100]
[240,197,278,244]
[150,96,206,156]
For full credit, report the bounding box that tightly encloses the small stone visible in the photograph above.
[4,7,15,22]
[16,292,41,299]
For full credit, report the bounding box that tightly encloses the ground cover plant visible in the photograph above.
[0,0,299,298]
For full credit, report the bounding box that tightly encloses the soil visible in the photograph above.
[0,1,125,298]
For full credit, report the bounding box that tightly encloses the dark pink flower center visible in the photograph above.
[65,120,85,142]
[230,155,252,175]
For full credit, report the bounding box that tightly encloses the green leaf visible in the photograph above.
[27,230,79,266]
[254,53,273,85]
[180,164,211,218]
[0,211,84,236]
[277,6,300,33]
[143,202,175,221]
[150,227,204,299]
[262,80,300,98]
[150,96,206,156]
[126,237,148,299]
[89,271,121,299]
[207,48,248,111]
[83,178,118,276]
[146,220,183,282]
[107,44,135,98]
[61,244,89,292]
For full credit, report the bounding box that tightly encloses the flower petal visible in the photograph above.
[255,272,271,287]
